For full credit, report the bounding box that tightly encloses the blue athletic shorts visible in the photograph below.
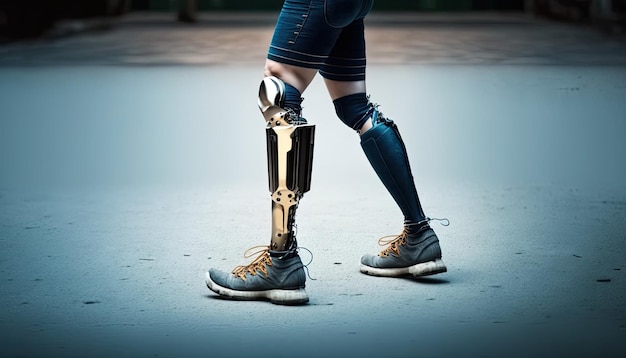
[267,0,374,81]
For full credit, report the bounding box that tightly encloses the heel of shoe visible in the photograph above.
[408,259,447,277]
[268,288,309,305]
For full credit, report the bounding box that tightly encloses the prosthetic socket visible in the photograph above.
[258,76,315,252]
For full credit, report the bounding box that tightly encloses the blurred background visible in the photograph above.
[0,1,625,191]
[1,1,626,357]
[1,0,625,41]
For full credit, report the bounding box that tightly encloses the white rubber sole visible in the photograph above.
[205,272,309,305]
[360,259,447,277]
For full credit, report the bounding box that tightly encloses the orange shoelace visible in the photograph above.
[377,218,450,258]
[231,246,272,281]
[377,228,410,258]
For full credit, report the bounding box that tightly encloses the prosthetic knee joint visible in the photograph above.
[258,76,315,252]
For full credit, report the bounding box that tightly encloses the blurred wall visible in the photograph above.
[135,0,524,11]
[0,0,528,41]
[0,0,130,40]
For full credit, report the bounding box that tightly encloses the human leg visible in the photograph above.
[206,0,374,304]
[325,80,447,277]
[312,1,445,277]
[355,107,447,277]
[330,86,448,277]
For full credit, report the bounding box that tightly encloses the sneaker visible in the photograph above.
[205,246,309,305]
[360,226,447,277]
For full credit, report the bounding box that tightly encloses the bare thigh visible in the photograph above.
[264,60,318,94]
[324,78,366,100]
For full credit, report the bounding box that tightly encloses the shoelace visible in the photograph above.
[298,246,316,281]
[377,217,450,258]
[230,245,316,281]
[378,229,409,258]
[231,246,272,281]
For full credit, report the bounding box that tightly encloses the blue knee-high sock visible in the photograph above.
[334,94,427,234]
[359,112,427,234]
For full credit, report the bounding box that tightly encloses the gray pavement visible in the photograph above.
[1,12,626,357]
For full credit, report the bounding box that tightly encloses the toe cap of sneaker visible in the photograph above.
[360,254,378,267]
[207,268,231,286]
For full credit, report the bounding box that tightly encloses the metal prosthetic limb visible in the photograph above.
[258,76,315,252]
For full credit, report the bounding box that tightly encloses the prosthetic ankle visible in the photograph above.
[258,76,315,253]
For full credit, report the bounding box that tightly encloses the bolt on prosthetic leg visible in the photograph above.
[260,76,315,254]
[205,76,314,305]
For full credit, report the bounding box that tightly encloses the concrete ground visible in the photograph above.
[1,12,626,357]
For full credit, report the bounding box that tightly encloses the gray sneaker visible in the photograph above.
[205,246,309,305]
[360,226,447,277]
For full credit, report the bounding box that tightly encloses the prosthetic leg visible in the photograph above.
[258,76,315,253]
[204,76,314,305]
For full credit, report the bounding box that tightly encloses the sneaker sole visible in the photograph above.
[359,259,447,277]
[205,272,309,305]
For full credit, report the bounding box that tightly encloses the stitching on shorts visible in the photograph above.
[319,70,365,77]
[323,0,343,28]
[270,45,329,59]
[288,1,314,47]
[326,55,367,61]
[269,53,327,66]
[322,63,367,69]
